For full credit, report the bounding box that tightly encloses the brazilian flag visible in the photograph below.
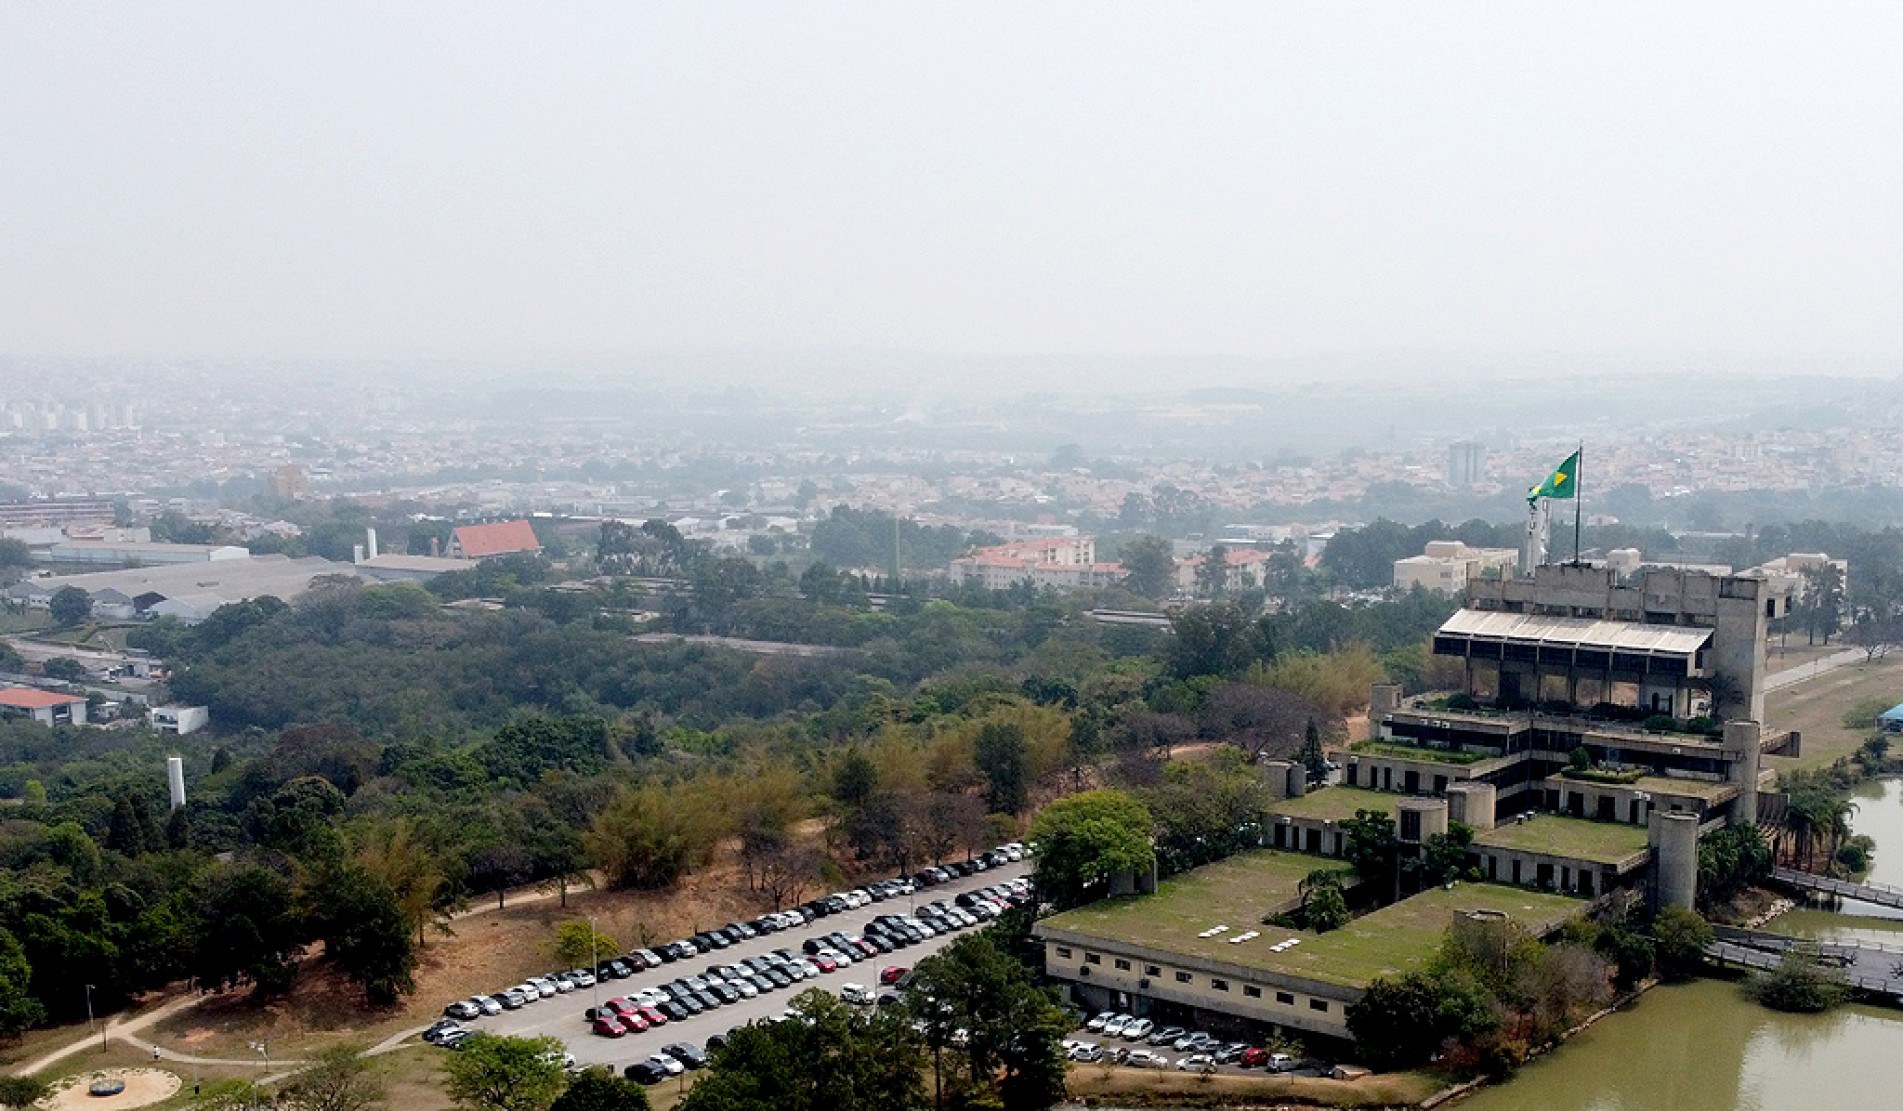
[1528,450,1579,502]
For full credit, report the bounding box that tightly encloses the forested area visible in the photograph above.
[0,516,1466,1037]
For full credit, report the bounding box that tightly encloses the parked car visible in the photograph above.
[1176,1054,1215,1072]
[1121,1049,1168,1068]
[443,1000,480,1020]
[1147,1025,1185,1046]
[1123,1018,1155,1040]
[840,983,874,1005]
[624,1061,668,1084]
[422,1019,465,1045]
[472,995,502,1016]
[880,965,910,985]
[646,1053,685,1077]
[663,1043,708,1070]
[591,1015,628,1038]
[1101,1014,1133,1037]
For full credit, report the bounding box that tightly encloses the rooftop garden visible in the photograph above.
[1268,785,1401,822]
[1474,815,1650,865]
[1350,739,1495,766]
[1043,865,1584,988]
[1405,693,1726,738]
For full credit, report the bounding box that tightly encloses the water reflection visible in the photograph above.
[1455,981,1902,1111]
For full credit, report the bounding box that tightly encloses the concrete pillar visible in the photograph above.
[1369,684,1402,740]
[166,755,186,810]
[1724,719,1762,826]
[1651,811,1699,911]
[1284,762,1307,798]
[1447,782,1497,831]
[1398,797,1450,844]
[1263,761,1293,802]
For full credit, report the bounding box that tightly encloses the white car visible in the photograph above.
[1070,1042,1104,1062]
[646,1053,684,1076]
[840,983,874,1005]
[1176,1054,1215,1072]
[1123,1018,1154,1040]
[1101,1014,1133,1037]
[1122,1049,1169,1069]
[1085,1013,1113,1033]
[471,995,502,1016]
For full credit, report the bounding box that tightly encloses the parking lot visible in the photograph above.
[429,857,1031,1074]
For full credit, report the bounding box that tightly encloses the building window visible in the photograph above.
[1055,947,1072,960]
[1084,953,1101,965]
[1115,959,1131,971]
[1175,971,1192,983]
[1145,965,1161,976]
[1210,979,1230,992]
[1275,991,1294,1005]
[1309,999,1328,1012]
[1243,986,1262,998]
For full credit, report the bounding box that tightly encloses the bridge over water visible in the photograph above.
[1771,867,1903,912]
[1706,926,1903,1001]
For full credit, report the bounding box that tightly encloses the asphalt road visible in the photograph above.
[449,858,1031,1072]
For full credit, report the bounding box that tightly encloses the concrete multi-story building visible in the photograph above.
[1392,540,1518,594]
[1447,441,1487,488]
[1035,562,1779,1045]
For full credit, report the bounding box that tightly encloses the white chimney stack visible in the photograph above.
[352,543,365,564]
[366,527,379,561]
[166,755,186,810]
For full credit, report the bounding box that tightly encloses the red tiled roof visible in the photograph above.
[452,520,543,559]
[0,688,86,708]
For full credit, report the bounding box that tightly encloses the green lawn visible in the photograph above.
[1475,814,1649,864]
[1269,785,1400,822]
[1043,849,1584,988]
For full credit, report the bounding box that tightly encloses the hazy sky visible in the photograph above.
[3,4,1900,376]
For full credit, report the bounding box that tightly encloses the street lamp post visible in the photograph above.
[589,916,600,1015]
[86,983,104,1051]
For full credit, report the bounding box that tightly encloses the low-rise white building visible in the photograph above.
[1393,540,1518,594]
[150,705,210,735]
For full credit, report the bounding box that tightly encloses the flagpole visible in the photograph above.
[1573,442,1583,565]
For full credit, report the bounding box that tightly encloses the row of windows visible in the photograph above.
[1053,946,1329,1013]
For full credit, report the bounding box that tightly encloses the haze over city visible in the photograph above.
[4,3,1903,391]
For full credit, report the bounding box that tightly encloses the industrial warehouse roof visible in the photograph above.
[1437,608,1714,657]
[13,556,357,614]
[0,688,87,708]
[451,520,542,559]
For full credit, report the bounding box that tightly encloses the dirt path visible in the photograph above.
[10,995,201,1078]
[6,872,577,1081]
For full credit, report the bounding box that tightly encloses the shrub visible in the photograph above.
[1747,949,1848,1013]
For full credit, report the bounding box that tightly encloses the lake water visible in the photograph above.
[1459,777,1903,1111]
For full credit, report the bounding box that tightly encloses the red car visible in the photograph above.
[812,954,839,973]
[592,1015,628,1038]
[1238,1047,1268,1069]
[619,1013,650,1034]
[880,966,909,985]
[604,997,639,1017]
[636,1005,668,1027]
